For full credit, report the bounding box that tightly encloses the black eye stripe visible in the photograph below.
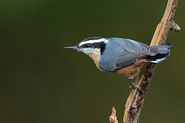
[80,43,104,48]
[80,42,106,54]
[80,43,91,48]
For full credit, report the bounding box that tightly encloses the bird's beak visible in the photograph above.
[64,45,79,51]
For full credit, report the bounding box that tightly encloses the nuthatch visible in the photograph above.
[65,37,171,79]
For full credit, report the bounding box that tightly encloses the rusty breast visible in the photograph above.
[116,59,146,77]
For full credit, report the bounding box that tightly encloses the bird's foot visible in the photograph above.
[128,75,134,80]
[129,82,144,93]
[128,71,140,80]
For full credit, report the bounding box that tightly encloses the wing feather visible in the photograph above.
[115,39,158,69]
[99,38,159,72]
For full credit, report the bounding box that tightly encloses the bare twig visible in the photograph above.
[123,0,179,123]
[109,107,118,123]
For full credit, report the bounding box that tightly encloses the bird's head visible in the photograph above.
[65,37,109,68]
[65,37,109,56]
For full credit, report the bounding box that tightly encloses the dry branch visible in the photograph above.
[109,0,180,123]
[123,0,179,123]
[109,107,118,123]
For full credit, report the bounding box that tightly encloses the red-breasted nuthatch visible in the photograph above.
[65,37,171,79]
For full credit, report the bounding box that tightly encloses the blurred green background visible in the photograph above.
[0,0,184,123]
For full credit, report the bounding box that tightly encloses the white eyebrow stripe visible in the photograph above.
[79,38,109,47]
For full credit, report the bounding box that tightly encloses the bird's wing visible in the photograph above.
[115,39,158,69]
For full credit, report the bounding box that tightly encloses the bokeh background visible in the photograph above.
[0,0,185,123]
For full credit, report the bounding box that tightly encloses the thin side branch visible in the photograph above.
[123,0,179,123]
[109,107,118,123]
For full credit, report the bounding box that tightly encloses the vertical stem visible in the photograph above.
[123,0,179,123]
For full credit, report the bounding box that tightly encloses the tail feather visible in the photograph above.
[146,44,171,63]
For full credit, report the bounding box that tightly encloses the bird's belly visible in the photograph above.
[116,60,146,78]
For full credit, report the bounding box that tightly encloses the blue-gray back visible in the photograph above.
[99,38,157,71]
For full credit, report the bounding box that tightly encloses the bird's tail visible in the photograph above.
[146,43,171,63]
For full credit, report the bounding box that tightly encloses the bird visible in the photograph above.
[65,37,171,79]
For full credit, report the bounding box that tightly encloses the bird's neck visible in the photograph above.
[88,50,103,71]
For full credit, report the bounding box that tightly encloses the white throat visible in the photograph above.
[86,48,101,70]
[80,48,99,54]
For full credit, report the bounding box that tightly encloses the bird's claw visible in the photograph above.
[129,82,144,93]
[128,76,134,80]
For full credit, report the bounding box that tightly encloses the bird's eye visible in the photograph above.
[84,44,91,47]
